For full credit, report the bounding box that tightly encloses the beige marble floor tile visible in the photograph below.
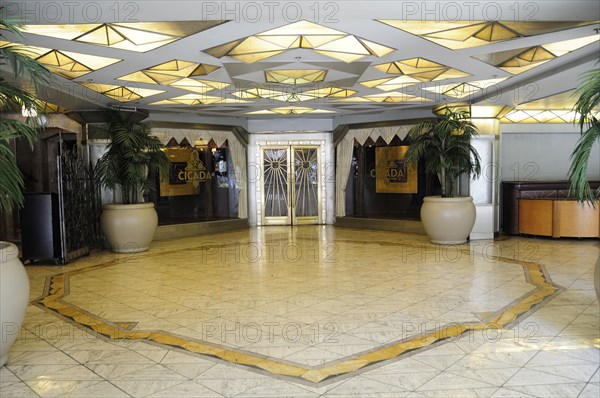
[490,387,536,397]
[110,379,187,398]
[146,380,222,397]
[507,382,587,397]
[417,372,496,391]
[579,383,600,398]
[194,377,267,397]
[0,381,40,398]
[59,381,131,397]
[362,372,440,391]
[7,350,79,366]
[13,227,600,396]
[324,375,410,397]
[25,380,107,398]
[523,364,599,383]
[235,379,320,397]
[505,368,584,386]
[7,364,102,382]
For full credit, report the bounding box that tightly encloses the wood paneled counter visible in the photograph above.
[502,181,600,235]
[518,199,600,238]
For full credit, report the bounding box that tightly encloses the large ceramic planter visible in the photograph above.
[0,242,30,367]
[100,203,158,253]
[421,196,476,245]
[594,255,600,301]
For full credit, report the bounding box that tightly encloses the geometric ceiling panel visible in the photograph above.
[205,20,394,63]
[515,90,577,109]
[169,79,229,94]
[373,57,470,80]
[37,50,120,79]
[79,83,165,102]
[378,20,597,49]
[363,92,434,103]
[149,94,250,106]
[23,21,227,52]
[501,109,582,123]
[363,58,471,91]
[360,76,420,91]
[118,59,220,85]
[246,106,335,115]
[264,69,327,85]
[422,78,508,99]
[0,42,120,79]
[231,86,356,102]
[474,35,599,75]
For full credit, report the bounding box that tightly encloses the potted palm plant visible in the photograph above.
[96,110,169,253]
[404,109,482,244]
[0,13,50,366]
[567,64,600,300]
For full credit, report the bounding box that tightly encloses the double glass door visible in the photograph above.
[261,146,320,225]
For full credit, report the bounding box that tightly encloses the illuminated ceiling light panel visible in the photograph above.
[23,21,226,52]
[433,103,512,118]
[36,49,120,79]
[378,20,597,50]
[423,78,507,99]
[360,76,421,91]
[231,86,356,102]
[476,35,600,75]
[0,42,120,79]
[149,94,249,106]
[79,82,164,102]
[169,78,229,94]
[118,59,220,85]
[373,57,470,81]
[230,88,311,102]
[500,109,596,123]
[246,106,335,115]
[364,92,433,103]
[301,87,357,99]
[333,97,373,103]
[204,20,394,63]
[264,69,327,85]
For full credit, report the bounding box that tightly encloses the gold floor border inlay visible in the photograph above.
[33,242,562,386]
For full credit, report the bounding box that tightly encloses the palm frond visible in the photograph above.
[404,108,481,197]
[568,119,600,205]
[0,11,52,211]
[569,63,600,205]
[95,110,168,204]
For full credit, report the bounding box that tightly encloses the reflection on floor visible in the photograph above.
[2,227,599,397]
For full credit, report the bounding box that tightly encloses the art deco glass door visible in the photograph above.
[261,146,320,225]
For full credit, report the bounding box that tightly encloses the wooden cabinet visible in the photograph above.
[518,199,600,238]
[518,200,553,236]
[502,181,600,235]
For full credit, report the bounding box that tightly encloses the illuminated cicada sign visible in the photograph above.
[177,150,212,188]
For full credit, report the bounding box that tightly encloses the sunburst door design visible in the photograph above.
[262,148,291,224]
[261,146,320,225]
[293,147,319,224]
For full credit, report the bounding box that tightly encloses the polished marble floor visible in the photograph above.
[1,226,599,397]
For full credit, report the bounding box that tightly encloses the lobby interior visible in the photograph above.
[1,1,600,397]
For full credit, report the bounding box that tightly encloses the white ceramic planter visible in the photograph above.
[0,242,30,367]
[100,203,158,253]
[594,255,600,301]
[421,196,476,245]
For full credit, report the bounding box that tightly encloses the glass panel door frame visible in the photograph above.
[261,146,291,225]
[291,145,321,225]
[260,145,321,226]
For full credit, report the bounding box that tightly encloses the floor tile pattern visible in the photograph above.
[1,226,598,397]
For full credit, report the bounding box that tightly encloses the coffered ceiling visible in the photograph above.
[1,1,599,128]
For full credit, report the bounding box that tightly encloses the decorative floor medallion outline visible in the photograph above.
[33,239,563,386]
